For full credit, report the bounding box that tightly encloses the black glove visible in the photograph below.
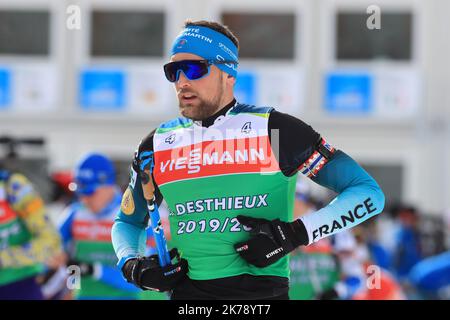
[122,248,188,292]
[234,215,309,268]
[67,259,94,277]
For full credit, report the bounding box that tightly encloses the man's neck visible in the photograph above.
[199,98,236,127]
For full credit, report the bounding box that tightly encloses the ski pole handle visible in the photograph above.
[139,153,171,267]
[145,193,171,267]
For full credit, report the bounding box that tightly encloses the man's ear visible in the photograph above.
[226,74,236,86]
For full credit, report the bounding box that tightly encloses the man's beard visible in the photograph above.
[178,76,224,121]
[179,95,221,121]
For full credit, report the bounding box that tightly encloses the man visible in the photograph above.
[0,168,62,299]
[112,20,385,300]
[58,153,140,299]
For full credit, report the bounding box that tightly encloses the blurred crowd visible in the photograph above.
[0,144,449,300]
[0,148,169,300]
[290,181,450,300]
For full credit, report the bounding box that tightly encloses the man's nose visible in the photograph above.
[176,71,191,88]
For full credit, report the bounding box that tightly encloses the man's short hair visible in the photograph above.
[184,19,239,51]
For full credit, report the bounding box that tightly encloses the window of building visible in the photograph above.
[0,10,50,56]
[90,11,165,57]
[336,12,413,61]
[362,163,404,206]
[221,12,296,60]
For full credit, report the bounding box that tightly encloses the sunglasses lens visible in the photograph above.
[164,61,209,82]
[183,62,209,80]
[164,63,178,82]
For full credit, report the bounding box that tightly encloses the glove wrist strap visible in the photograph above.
[290,219,309,247]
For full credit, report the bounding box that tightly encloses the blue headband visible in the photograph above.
[170,25,239,78]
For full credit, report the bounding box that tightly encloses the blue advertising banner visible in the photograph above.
[0,69,11,109]
[325,72,373,115]
[79,69,126,110]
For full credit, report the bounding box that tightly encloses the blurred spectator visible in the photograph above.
[409,250,450,299]
[446,209,450,250]
[408,210,450,300]
[418,215,447,258]
[50,153,140,300]
[352,224,405,300]
[391,205,424,280]
[0,166,63,299]
[317,227,405,300]
[316,230,367,300]
[353,219,392,271]
[289,181,339,300]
